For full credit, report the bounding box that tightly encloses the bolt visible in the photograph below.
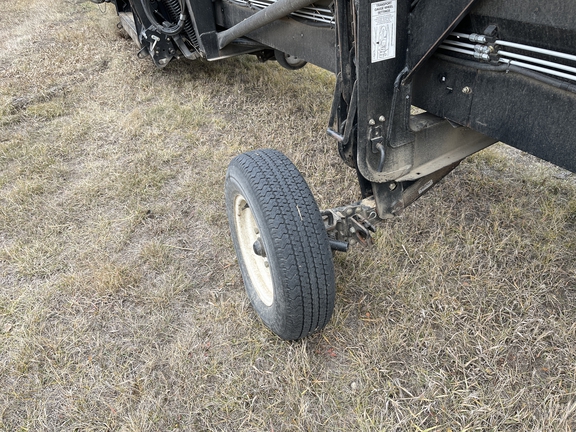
[264,259,269,268]
[368,119,376,126]
[349,227,356,233]
[254,228,259,234]
[462,86,472,94]
[389,182,397,191]
[379,115,386,122]
[253,239,266,257]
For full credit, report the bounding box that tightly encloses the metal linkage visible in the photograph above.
[217,0,316,49]
[321,197,379,249]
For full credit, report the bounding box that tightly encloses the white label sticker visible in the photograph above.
[371,0,397,63]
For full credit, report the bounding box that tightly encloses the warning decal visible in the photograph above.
[371,0,396,63]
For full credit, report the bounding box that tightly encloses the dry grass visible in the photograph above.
[1,1,575,430]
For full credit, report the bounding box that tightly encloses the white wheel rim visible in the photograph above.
[233,194,274,306]
[285,54,305,67]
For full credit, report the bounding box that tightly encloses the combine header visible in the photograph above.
[102,0,576,339]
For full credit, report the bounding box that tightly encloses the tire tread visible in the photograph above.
[226,149,335,339]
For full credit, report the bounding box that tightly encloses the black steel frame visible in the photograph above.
[109,0,576,221]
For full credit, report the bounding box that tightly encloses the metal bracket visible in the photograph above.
[140,29,176,67]
[321,197,379,248]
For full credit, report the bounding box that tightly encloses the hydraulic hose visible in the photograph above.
[141,0,186,36]
[435,53,576,94]
[165,0,199,46]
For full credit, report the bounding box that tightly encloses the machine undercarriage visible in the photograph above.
[101,0,576,339]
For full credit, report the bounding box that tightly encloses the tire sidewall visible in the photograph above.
[225,165,291,337]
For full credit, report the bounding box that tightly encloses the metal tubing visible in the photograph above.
[451,33,576,63]
[329,240,349,252]
[499,58,576,82]
[442,39,476,50]
[495,40,576,63]
[438,44,477,57]
[452,31,486,43]
[326,128,344,142]
[435,53,576,93]
[440,43,576,81]
[217,0,316,49]
[499,50,576,75]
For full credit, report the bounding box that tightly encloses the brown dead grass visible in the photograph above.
[1,0,575,430]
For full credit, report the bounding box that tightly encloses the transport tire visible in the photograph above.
[274,50,307,70]
[225,149,335,340]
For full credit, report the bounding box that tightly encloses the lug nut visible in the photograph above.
[253,239,266,257]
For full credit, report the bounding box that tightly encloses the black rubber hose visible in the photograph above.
[435,53,576,94]
[141,0,186,36]
[164,0,198,46]
[508,64,576,94]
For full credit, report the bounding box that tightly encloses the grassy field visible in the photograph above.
[1,1,575,430]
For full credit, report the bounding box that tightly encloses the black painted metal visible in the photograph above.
[107,0,576,217]
[216,0,315,49]
[214,1,336,71]
[412,55,576,173]
[328,0,357,169]
[124,0,182,66]
[371,162,461,218]
[470,0,576,40]
[183,0,216,53]
[404,0,480,82]
[354,0,412,184]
